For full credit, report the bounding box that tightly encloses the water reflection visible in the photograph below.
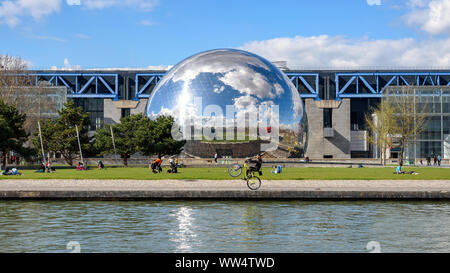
[170,207,198,252]
[0,201,450,253]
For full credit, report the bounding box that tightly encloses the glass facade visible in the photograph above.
[386,86,450,161]
[72,98,104,131]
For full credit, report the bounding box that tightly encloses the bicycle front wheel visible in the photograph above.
[247,176,261,190]
[228,164,242,177]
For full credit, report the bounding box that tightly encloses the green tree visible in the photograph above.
[95,114,185,166]
[31,118,55,163]
[94,114,146,166]
[32,101,90,166]
[137,115,185,157]
[0,98,29,169]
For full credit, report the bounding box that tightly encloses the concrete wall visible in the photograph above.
[130,99,148,115]
[305,99,324,159]
[305,99,351,159]
[103,99,121,125]
[324,99,350,158]
[103,99,147,125]
[184,140,263,158]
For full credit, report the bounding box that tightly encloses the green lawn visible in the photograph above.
[1,166,449,180]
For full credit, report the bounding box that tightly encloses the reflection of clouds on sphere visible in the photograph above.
[146,48,308,157]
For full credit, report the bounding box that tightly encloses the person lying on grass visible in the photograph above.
[1,167,22,176]
[394,163,418,175]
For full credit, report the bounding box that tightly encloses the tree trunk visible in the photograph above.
[123,155,128,166]
[64,154,73,166]
[399,138,406,165]
[1,152,6,170]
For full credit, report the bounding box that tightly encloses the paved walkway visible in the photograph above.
[0,179,450,191]
[0,179,449,199]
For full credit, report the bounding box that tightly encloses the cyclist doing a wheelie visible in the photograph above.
[244,154,262,180]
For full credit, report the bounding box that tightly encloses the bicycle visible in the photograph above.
[228,162,262,190]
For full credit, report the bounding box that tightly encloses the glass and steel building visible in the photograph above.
[384,86,450,162]
[16,50,450,161]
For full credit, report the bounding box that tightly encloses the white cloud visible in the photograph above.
[51,58,81,70]
[159,49,286,101]
[145,65,172,70]
[76,33,90,39]
[404,0,450,35]
[219,67,282,99]
[407,0,429,8]
[67,0,81,5]
[83,0,158,11]
[239,35,450,69]
[367,0,381,6]
[0,0,61,27]
[0,0,158,27]
[61,65,173,70]
[140,19,154,26]
[233,95,258,110]
[33,35,67,42]
[213,85,225,94]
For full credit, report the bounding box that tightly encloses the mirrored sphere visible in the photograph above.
[146,49,308,158]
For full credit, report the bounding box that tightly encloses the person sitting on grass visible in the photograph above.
[46,161,56,173]
[35,162,46,173]
[395,163,405,174]
[97,160,105,169]
[393,163,419,175]
[178,159,185,168]
[151,156,162,174]
[167,158,178,173]
[76,162,86,171]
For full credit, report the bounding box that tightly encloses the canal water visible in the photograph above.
[0,200,449,253]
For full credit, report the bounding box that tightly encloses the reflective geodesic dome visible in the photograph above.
[146,49,308,158]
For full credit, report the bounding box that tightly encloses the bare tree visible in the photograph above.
[365,100,396,166]
[0,54,31,102]
[0,54,55,133]
[384,87,429,164]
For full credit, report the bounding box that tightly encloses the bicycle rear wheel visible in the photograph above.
[228,164,242,177]
[247,176,261,190]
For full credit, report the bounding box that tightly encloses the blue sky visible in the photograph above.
[1,0,449,69]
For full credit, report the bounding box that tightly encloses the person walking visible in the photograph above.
[433,155,437,166]
[437,155,441,166]
[426,155,431,166]
[214,152,218,164]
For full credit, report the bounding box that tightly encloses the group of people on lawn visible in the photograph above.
[150,156,182,174]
